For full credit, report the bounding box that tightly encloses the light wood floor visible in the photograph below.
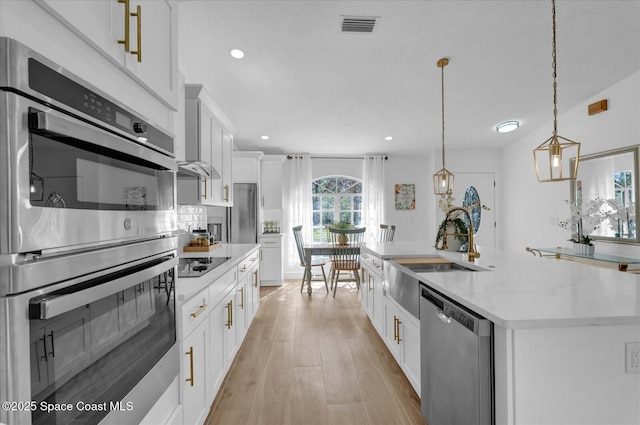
[205,279,426,425]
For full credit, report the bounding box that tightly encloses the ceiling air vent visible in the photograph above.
[340,16,378,33]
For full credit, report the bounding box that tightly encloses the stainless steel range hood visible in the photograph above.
[177,161,221,179]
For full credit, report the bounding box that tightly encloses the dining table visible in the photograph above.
[302,242,360,294]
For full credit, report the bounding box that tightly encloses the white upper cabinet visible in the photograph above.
[179,84,236,207]
[233,152,263,184]
[122,0,178,108]
[212,127,234,206]
[23,0,179,110]
[260,155,285,209]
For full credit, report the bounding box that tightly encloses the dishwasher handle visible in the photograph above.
[436,310,452,324]
[422,287,452,324]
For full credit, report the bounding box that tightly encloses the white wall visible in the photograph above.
[501,70,640,256]
[384,155,432,242]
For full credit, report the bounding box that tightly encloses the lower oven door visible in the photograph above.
[0,251,178,425]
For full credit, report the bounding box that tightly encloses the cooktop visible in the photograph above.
[178,256,231,278]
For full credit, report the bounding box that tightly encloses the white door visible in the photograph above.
[452,172,496,248]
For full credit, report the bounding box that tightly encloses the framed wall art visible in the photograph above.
[395,183,415,210]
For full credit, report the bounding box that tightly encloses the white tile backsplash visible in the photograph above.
[177,204,208,247]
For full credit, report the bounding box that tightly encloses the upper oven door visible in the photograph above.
[0,92,177,255]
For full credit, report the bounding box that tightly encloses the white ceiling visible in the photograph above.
[177,0,640,156]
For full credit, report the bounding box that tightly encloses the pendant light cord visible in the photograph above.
[441,60,446,169]
[552,0,558,137]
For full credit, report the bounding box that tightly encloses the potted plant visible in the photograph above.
[331,221,354,245]
[434,192,470,252]
[435,215,469,252]
[559,198,614,256]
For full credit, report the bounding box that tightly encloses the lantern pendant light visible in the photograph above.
[533,0,580,182]
[433,57,454,195]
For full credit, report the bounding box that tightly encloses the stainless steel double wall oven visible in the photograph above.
[0,37,179,425]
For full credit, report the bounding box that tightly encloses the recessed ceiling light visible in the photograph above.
[496,121,520,133]
[230,49,245,59]
[385,136,393,141]
[260,135,269,140]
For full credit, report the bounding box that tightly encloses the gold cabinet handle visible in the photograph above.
[202,178,207,199]
[130,4,142,62]
[40,336,48,361]
[117,0,131,51]
[48,331,55,358]
[225,301,233,329]
[253,270,258,288]
[190,304,207,318]
[224,185,230,202]
[395,317,402,344]
[393,316,397,343]
[185,346,194,387]
[238,287,244,309]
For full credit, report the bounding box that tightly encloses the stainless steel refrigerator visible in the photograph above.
[224,183,258,243]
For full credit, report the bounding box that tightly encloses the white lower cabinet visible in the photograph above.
[248,267,260,322]
[362,254,420,394]
[179,248,260,425]
[360,253,385,334]
[399,310,420,392]
[259,234,283,286]
[382,295,421,394]
[208,297,229,402]
[182,317,209,425]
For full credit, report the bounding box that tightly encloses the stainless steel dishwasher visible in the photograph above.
[420,284,494,425]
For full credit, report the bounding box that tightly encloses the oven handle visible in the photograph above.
[29,109,177,172]
[29,255,177,320]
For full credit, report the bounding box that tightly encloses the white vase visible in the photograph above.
[573,242,595,256]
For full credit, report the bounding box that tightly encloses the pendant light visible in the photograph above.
[533,0,580,182]
[433,57,454,195]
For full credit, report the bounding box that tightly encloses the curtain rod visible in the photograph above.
[286,155,388,160]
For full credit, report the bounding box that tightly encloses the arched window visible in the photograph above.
[311,176,362,242]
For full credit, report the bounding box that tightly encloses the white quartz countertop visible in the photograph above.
[176,243,259,301]
[362,241,640,329]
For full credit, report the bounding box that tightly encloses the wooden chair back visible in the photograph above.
[379,224,396,242]
[327,227,366,271]
[292,225,307,266]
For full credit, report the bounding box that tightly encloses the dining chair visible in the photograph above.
[327,226,366,297]
[293,225,329,293]
[379,224,396,242]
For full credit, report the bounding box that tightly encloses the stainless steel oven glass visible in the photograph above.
[28,261,177,425]
[0,37,177,255]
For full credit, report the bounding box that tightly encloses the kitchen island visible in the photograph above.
[362,241,640,425]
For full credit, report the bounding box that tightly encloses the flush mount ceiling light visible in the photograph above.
[385,136,393,141]
[230,49,244,59]
[433,57,454,195]
[533,0,580,182]
[496,121,520,133]
[260,135,269,140]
